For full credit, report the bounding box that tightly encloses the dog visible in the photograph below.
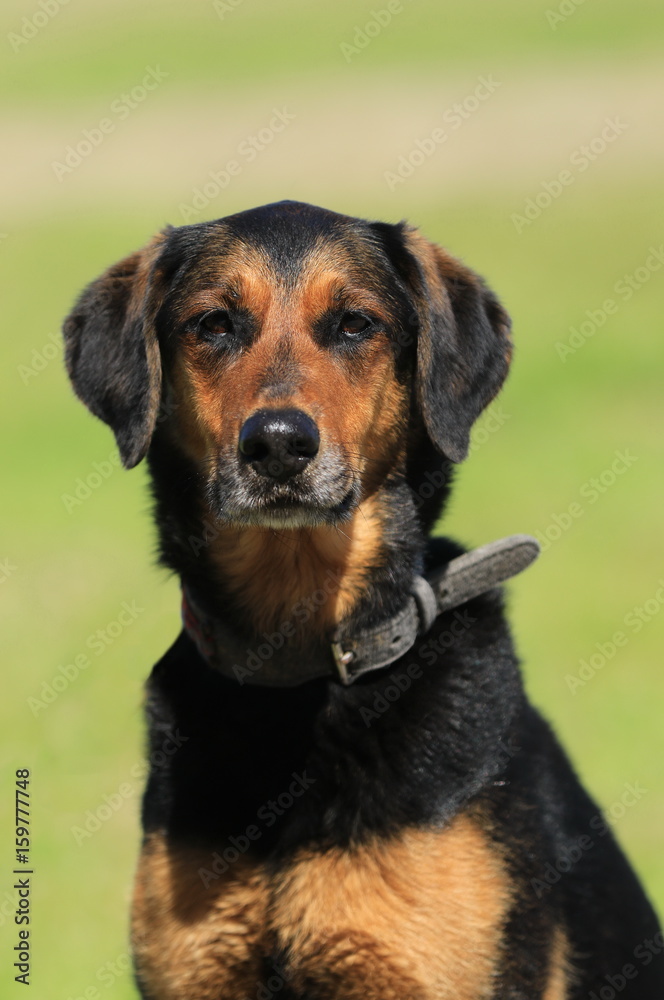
[63,201,663,999]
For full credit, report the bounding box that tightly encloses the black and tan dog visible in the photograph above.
[64,201,663,999]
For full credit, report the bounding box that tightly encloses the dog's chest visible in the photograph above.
[131,815,511,1000]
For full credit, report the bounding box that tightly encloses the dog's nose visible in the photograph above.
[238,409,320,481]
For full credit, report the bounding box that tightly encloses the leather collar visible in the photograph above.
[181,535,540,687]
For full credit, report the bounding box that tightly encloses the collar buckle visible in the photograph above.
[181,535,541,687]
[331,641,356,685]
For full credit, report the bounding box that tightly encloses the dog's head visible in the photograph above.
[64,201,511,528]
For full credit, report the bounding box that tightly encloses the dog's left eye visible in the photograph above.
[200,310,233,337]
[338,313,372,339]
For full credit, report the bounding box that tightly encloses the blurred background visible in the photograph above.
[1,0,663,995]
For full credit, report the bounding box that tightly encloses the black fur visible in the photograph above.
[63,249,164,468]
[63,201,664,999]
[370,217,512,463]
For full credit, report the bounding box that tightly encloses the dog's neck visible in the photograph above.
[204,494,389,636]
[204,483,429,643]
[150,452,432,640]
[149,430,450,640]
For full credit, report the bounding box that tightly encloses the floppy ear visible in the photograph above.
[63,233,168,469]
[373,223,512,463]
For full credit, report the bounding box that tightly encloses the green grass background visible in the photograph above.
[1,1,663,996]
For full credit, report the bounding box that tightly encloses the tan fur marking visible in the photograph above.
[133,816,511,1000]
[297,260,396,329]
[272,814,511,999]
[208,492,387,635]
[542,926,571,1000]
[403,229,512,416]
[132,833,270,1000]
[100,233,168,451]
[403,229,453,310]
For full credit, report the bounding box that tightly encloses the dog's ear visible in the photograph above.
[372,222,512,463]
[63,233,169,469]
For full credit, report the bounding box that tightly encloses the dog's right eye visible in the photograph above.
[339,313,372,338]
[199,310,233,337]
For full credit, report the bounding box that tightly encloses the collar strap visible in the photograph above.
[182,534,540,688]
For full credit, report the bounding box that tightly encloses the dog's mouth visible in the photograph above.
[214,489,358,528]
[207,458,360,528]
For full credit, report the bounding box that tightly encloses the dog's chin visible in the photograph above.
[214,489,358,530]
